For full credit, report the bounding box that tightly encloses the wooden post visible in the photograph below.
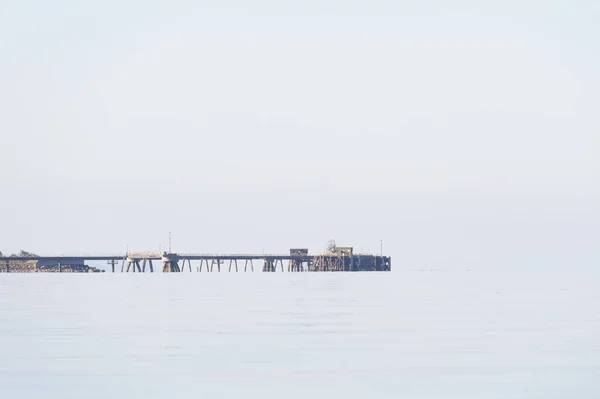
[58,262,62,273]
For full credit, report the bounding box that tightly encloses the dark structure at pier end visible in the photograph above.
[264,244,390,272]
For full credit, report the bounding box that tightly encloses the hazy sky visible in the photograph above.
[1,1,598,269]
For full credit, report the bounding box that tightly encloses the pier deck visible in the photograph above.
[0,244,391,273]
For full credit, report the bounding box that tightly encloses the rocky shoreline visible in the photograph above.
[0,262,104,273]
[0,250,104,273]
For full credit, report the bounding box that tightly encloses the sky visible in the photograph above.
[0,0,598,270]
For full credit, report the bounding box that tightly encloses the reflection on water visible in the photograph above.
[0,271,599,398]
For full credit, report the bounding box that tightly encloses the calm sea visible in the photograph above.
[0,270,599,398]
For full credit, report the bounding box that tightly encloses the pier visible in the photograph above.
[0,243,391,273]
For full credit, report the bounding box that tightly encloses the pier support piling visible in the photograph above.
[244,259,254,272]
[263,259,273,272]
[162,253,180,273]
[210,259,222,272]
[180,259,192,272]
[228,259,239,272]
[289,258,304,272]
[198,259,208,272]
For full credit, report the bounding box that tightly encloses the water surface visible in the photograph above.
[0,271,598,398]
